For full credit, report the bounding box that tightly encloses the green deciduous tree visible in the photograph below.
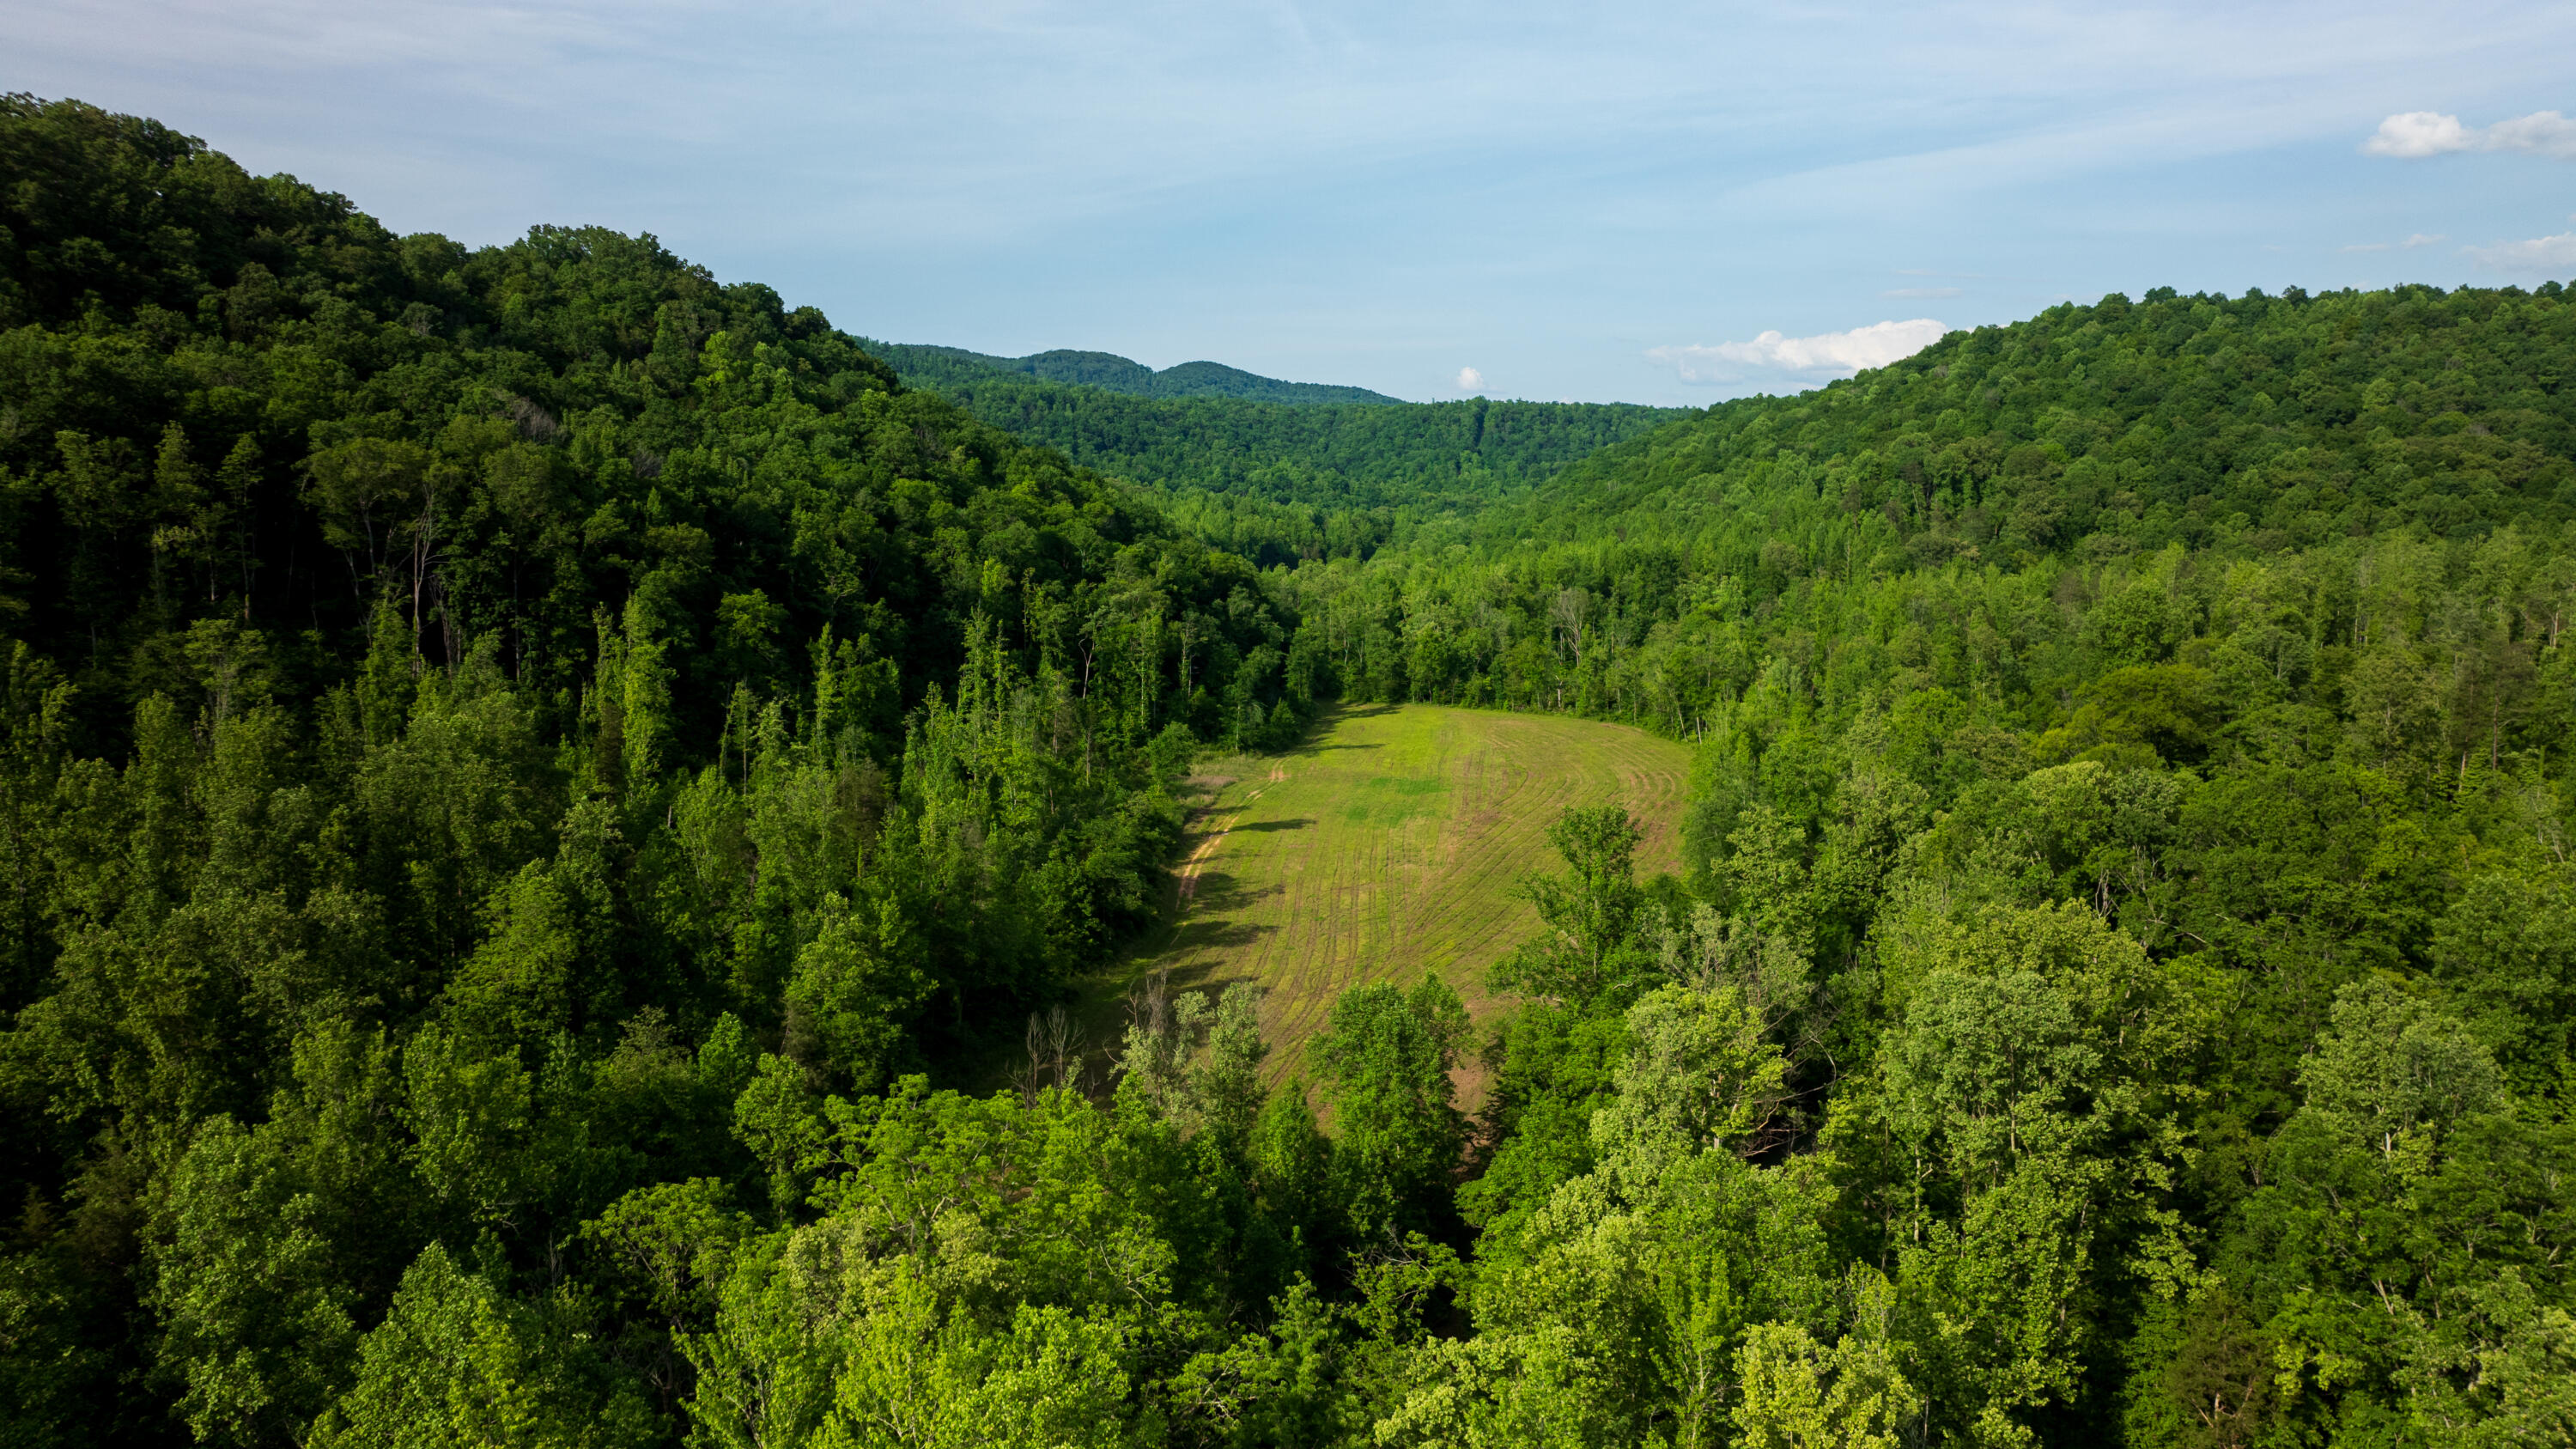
[1315,975,1469,1244]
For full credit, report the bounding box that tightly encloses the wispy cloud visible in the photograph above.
[2464,227,2576,271]
[2364,110,2576,160]
[1648,319,1947,386]
[1883,286,1963,299]
[2344,232,2447,253]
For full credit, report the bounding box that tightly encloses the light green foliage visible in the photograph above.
[150,1021,408,1446]
[799,1077,1218,1320]
[1655,904,1814,1044]
[1498,806,1655,1005]
[1456,999,1630,1255]
[1249,1079,1342,1269]
[1592,983,1789,1160]
[1390,1121,1838,1448]
[1315,975,1470,1242]
[306,1243,657,1449]
[2432,865,2576,1098]
[816,1274,1130,1449]
[2298,977,2505,1160]
[781,891,933,1094]
[1828,904,2205,1441]
[1118,977,1270,1154]
[2222,985,2576,1445]
[732,1052,830,1222]
[683,1078,1239,1449]
[1732,1278,1920,1449]
[1389,961,1826,1449]
[1169,1278,1353,1449]
[1873,903,2200,1178]
[678,1230,841,1449]
[586,1179,754,1317]
[1467,800,1675,1252]
[442,861,595,1047]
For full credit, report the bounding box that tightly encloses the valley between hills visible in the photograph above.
[4,91,2573,1449]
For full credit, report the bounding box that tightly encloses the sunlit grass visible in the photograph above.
[1090,703,1692,1084]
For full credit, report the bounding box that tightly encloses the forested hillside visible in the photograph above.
[1273,280,2576,1445]
[870,342,1686,566]
[0,94,1318,1446]
[3,90,2574,1449]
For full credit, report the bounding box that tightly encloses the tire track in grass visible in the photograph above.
[1176,765,1288,902]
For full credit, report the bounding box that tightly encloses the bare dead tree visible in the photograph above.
[1017,1005,1090,1104]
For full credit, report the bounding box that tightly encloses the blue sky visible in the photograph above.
[10,1,2575,404]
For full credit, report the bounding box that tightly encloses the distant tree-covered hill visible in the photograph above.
[865,339,1407,405]
[867,341,1691,563]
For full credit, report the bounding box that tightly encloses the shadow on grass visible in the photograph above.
[1167,916,1279,953]
[1164,963,1267,998]
[1182,871,1286,913]
[1232,817,1312,833]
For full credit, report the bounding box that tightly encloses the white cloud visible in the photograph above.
[1647,318,1947,386]
[2362,111,2476,157]
[2464,230,2576,270]
[2364,110,2576,160]
[1455,366,1485,391]
[2487,112,2576,158]
[2403,232,2446,247]
[1882,286,1963,299]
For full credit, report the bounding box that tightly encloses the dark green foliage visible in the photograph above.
[866,341,1408,405]
[1280,283,2576,725]
[1296,284,2576,1445]
[0,94,1327,1449]
[1315,975,1471,1245]
[6,91,2576,1449]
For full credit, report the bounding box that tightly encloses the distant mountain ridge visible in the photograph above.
[863,339,1408,405]
[851,334,1689,565]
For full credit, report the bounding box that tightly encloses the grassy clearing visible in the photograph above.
[1088,703,1693,1081]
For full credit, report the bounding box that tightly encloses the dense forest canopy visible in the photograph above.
[0,93,1318,1443]
[1264,277,2576,1446]
[1284,278,2576,718]
[867,341,1687,567]
[3,92,2575,1449]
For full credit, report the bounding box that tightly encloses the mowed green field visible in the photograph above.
[1116,703,1693,1075]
